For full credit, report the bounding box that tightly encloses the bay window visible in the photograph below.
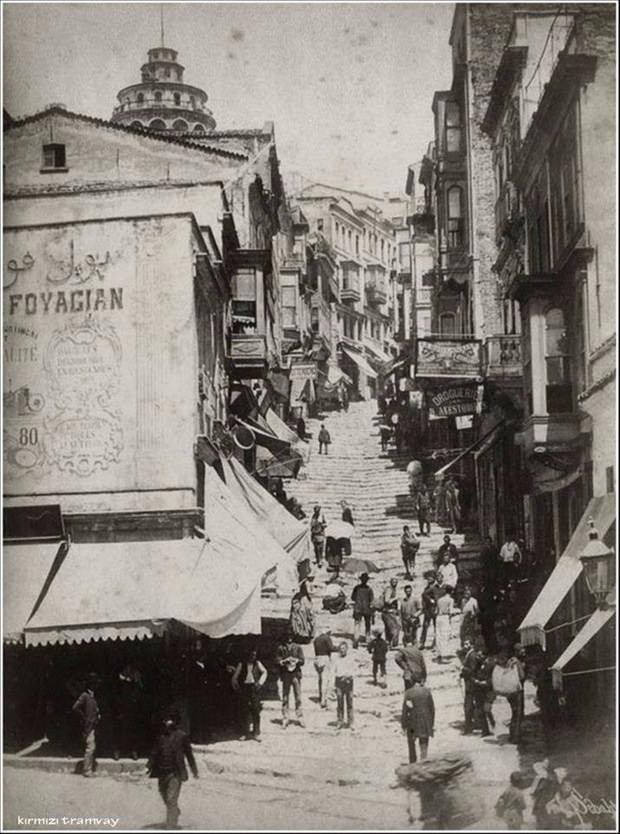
[545,307,572,413]
[447,185,464,249]
[445,101,462,154]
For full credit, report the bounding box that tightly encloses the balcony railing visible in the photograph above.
[485,334,523,378]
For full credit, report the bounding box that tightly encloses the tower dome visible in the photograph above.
[111,45,216,135]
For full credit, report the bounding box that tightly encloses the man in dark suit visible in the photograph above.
[401,679,435,763]
[147,707,198,830]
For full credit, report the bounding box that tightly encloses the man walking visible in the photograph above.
[147,707,198,830]
[395,643,427,691]
[313,627,336,708]
[416,485,432,536]
[351,573,374,648]
[400,526,419,580]
[402,679,435,763]
[72,673,100,778]
[332,641,356,730]
[381,576,401,648]
[499,534,522,585]
[460,640,477,735]
[231,648,268,741]
[420,573,440,649]
[310,505,326,568]
[400,585,421,646]
[318,423,331,455]
[276,632,305,728]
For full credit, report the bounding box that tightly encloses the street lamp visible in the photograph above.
[579,518,615,608]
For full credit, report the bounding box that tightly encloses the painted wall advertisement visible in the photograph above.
[415,338,482,378]
[3,218,195,501]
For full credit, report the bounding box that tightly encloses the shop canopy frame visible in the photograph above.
[341,346,377,379]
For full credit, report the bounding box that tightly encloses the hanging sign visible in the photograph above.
[415,338,482,378]
[426,383,483,418]
[289,363,317,381]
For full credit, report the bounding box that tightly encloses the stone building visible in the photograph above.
[292,183,399,400]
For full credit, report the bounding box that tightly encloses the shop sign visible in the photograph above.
[416,338,482,378]
[289,362,317,381]
[426,383,483,418]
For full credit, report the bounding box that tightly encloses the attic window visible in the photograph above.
[41,143,67,171]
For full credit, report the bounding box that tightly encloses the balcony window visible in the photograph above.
[355,234,359,254]
[232,269,257,334]
[282,286,297,328]
[447,186,464,249]
[439,312,457,336]
[174,93,181,106]
[445,101,462,154]
[155,91,163,103]
[545,307,572,413]
[527,173,551,273]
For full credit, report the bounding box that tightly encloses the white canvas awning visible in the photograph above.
[342,347,377,379]
[550,600,615,688]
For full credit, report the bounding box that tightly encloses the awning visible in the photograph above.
[239,417,290,457]
[219,455,311,576]
[342,346,377,379]
[24,469,282,646]
[3,540,67,643]
[255,444,303,478]
[518,494,616,648]
[550,598,615,688]
[382,357,406,377]
[366,344,393,365]
[326,366,353,387]
[435,421,504,476]
[264,408,310,463]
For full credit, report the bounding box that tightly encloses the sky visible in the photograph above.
[2,1,455,195]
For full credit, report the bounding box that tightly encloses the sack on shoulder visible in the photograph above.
[492,665,522,696]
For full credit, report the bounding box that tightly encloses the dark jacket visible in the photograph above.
[401,683,435,737]
[367,636,389,662]
[147,727,198,781]
[313,633,336,657]
[318,428,331,444]
[395,646,427,683]
[72,689,100,733]
[421,585,440,615]
[276,642,305,679]
[351,583,374,616]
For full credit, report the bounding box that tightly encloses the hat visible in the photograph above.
[360,572,369,581]
[165,706,181,724]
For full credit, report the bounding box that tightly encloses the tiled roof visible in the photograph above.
[5,106,249,160]
[4,179,227,198]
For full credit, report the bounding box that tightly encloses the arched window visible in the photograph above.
[130,120,143,130]
[193,123,206,134]
[174,92,181,106]
[136,92,144,104]
[172,119,188,132]
[447,186,464,248]
[545,307,572,413]
[154,91,162,103]
[446,101,461,153]
[148,118,166,131]
[439,312,456,336]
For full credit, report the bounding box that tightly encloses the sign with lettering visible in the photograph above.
[415,338,482,379]
[426,383,483,417]
[289,362,317,381]
[3,216,198,504]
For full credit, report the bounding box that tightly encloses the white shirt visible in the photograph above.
[332,653,356,678]
[500,541,522,563]
[438,562,458,589]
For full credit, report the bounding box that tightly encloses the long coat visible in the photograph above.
[401,684,435,738]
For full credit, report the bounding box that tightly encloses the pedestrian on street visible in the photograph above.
[367,628,388,687]
[491,649,524,743]
[147,707,198,831]
[290,576,315,642]
[351,572,374,648]
[495,771,528,830]
[231,648,268,741]
[112,662,143,761]
[276,632,305,729]
[400,585,421,646]
[437,534,459,566]
[310,505,326,568]
[472,648,495,735]
[381,577,401,648]
[318,423,331,455]
[400,525,419,580]
[332,641,355,730]
[313,627,337,708]
[341,500,354,527]
[499,533,522,586]
[459,587,480,647]
[445,477,461,532]
[379,424,391,452]
[394,643,427,690]
[435,588,456,662]
[416,485,432,536]
[420,572,440,649]
[72,673,100,778]
[459,640,477,735]
[401,679,435,763]
[530,759,558,829]
[437,551,458,591]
